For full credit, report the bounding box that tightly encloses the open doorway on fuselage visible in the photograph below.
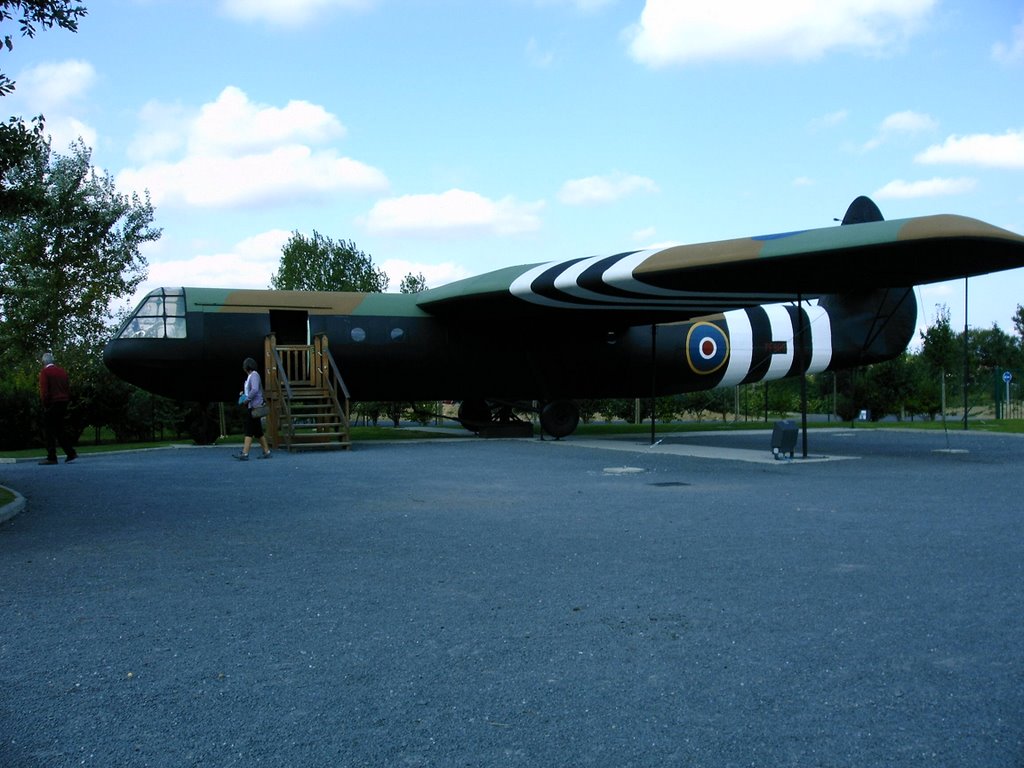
[269,309,309,345]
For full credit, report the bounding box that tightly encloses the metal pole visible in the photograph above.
[963,278,969,431]
[941,368,946,417]
[650,324,657,445]
[797,295,808,458]
[832,372,837,422]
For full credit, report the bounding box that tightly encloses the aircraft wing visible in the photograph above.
[416,214,1024,323]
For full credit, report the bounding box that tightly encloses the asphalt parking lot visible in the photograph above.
[2,429,1023,767]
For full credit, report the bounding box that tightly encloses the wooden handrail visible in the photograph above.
[264,333,297,450]
[273,347,295,450]
[320,338,351,400]
[314,334,351,439]
[272,347,295,401]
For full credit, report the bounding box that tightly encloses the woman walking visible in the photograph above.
[235,357,272,460]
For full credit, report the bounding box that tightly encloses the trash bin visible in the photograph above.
[771,419,797,459]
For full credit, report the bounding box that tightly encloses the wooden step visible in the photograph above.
[287,435,352,451]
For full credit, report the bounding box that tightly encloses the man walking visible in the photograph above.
[39,352,77,465]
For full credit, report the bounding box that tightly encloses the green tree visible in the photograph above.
[604,397,643,423]
[271,231,388,292]
[0,135,157,450]
[1013,304,1024,373]
[917,305,960,415]
[901,352,941,419]
[832,369,861,422]
[399,271,427,294]
[1,2,88,211]
[0,361,37,448]
[857,353,916,420]
[759,378,799,418]
[678,388,733,421]
[968,324,1020,413]
[969,325,1017,373]
[576,399,602,424]
[0,114,45,213]
[920,305,958,372]
[0,138,158,364]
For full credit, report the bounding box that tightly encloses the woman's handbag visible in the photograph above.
[251,404,270,418]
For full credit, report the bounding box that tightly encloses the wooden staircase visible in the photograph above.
[264,333,352,452]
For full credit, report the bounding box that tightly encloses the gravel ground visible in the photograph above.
[1,431,1022,767]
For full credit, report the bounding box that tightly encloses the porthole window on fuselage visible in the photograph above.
[116,288,187,339]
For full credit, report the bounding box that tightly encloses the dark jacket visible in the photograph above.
[39,364,71,406]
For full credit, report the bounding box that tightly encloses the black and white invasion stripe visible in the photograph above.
[509,250,788,311]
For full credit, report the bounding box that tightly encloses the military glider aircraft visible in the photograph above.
[104,197,1024,438]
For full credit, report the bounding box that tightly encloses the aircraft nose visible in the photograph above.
[102,338,127,377]
[102,336,155,392]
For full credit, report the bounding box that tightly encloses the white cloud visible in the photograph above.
[879,110,938,135]
[11,59,97,151]
[365,189,544,237]
[873,177,976,199]
[862,110,938,151]
[137,229,291,299]
[915,130,1024,169]
[626,0,935,67]
[992,12,1024,64]
[119,146,387,208]
[190,86,345,156]
[809,109,850,131]
[118,87,387,208]
[219,0,372,26]
[557,172,659,205]
[535,0,615,11]
[127,100,193,163]
[34,118,98,156]
[526,37,555,68]
[16,59,95,112]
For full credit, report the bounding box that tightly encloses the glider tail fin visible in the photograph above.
[841,196,884,225]
[820,286,917,368]
[827,196,915,364]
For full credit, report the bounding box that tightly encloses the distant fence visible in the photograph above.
[1000,398,1023,419]
[993,370,1021,419]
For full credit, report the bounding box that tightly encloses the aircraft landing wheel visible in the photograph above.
[540,400,579,439]
[457,398,492,431]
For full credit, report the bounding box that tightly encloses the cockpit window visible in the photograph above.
[117,288,187,339]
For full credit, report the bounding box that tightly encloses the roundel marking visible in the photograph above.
[686,321,729,375]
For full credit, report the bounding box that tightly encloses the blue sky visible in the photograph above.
[5,0,1024,339]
